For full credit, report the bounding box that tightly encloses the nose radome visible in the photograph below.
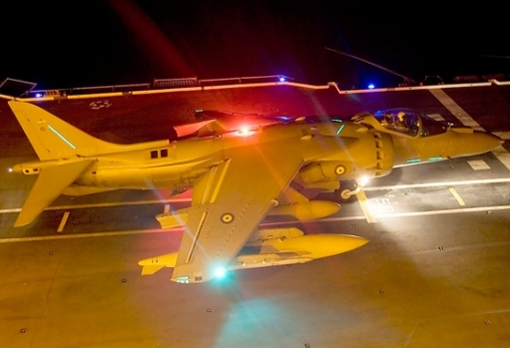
[474,132,504,154]
[490,133,505,146]
[449,131,503,158]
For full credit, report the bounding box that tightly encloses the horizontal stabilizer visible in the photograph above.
[141,265,166,275]
[15,159,94,226]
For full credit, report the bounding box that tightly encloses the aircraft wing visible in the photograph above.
[171,138,303,283]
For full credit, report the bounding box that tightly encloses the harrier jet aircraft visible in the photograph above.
[8,101,502,283]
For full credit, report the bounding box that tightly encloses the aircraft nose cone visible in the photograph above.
[490,133,505,146]
[473,132,504,154]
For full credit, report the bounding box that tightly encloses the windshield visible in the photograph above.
[373,108,419,137]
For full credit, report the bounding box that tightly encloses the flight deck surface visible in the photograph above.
[0,80,509,347]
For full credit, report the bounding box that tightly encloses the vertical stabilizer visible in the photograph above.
[8,101,122,160]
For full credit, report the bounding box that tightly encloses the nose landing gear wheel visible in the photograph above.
[336,180,362,202]
[340,188,354,200]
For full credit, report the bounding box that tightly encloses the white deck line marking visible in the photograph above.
[1,177,509,216]
[398,241,510,256]
[429,89,484,131]
[2,205,510,244]
[363,177,510,191]
[493,131,510,140]
[448,187,466,206]
[373,204,510,218]
[429,88,510,171]
[467,159,491,171]
[0,228,180,243]
[464,309,510,317]
[356,190,377,223]
[57,212,70,232]
[426,113,445,121]
[0,208,21,213]
[0,198,191,215]
[491,145,510,171]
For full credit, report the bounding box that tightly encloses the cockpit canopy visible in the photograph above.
[367,108,452,138]
[373,108,420,137]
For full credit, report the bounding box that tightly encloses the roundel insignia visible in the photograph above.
[220,213,234,224]
[335,165,346,176]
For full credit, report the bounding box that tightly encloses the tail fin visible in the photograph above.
[8,101,169,160]
[9,101,115,160]
[9,101,169,227]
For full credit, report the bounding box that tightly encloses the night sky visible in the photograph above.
[1,1,508,90]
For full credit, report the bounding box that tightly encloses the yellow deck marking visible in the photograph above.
[356,190,377,223]
[448,187,466,206]
[57,211,70,232]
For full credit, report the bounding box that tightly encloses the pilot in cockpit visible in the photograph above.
[396,111,408,129]
[376,109,419,137]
